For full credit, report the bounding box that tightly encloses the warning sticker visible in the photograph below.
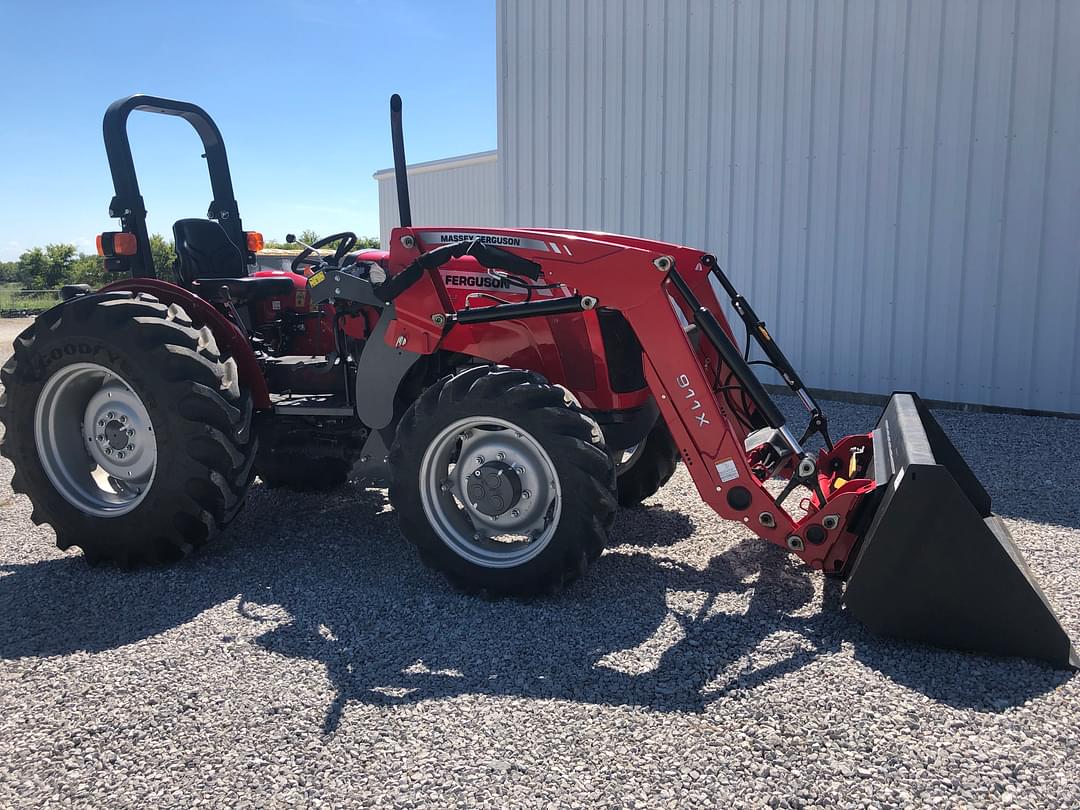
[309,271,325,287]
[715,458,740,483]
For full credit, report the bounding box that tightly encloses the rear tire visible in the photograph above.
[389,365,617,596]
[0,291,257,565]
[615,420,680,506]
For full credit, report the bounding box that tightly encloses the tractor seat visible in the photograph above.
[173,218,246,283]
[191,276,295,304]
[173,218,291,303]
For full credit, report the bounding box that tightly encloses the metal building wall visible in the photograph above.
[497,0,1080,413]
[376,151,500,249]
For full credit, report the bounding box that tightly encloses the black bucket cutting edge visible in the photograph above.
[843,393,1078,670]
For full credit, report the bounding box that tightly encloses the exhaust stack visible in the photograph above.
[390,94,412,228]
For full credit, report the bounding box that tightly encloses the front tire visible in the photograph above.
[389,366,617,596]
[0,292,257,564]
[615,420,680,506]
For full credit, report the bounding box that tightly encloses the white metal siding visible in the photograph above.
[497,0,1080,413]
[376,152,500,249]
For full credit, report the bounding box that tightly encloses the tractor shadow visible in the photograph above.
[610,502,696,548]
[0,483,1071,733]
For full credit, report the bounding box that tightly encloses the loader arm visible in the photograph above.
[370,226,874,573]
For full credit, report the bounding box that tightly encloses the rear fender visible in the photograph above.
[99,278,270,408]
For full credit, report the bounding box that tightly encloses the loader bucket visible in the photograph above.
[844,393,1077,669]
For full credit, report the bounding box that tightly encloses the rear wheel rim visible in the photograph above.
[33,362,157,517]
[418,416,562,569]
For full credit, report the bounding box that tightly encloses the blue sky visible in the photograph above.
[0,0,496,260]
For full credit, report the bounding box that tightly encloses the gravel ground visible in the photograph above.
[1,315,1078,808]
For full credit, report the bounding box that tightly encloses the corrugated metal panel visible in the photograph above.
[376,152,499,249]
[497,0,1080,413]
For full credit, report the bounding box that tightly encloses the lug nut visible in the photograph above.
[510,509,520,518]
[521,490,531,500]
[514,465,525,476]
[475,456,485,465]
[116,451,125,460]
[98,419,106,427]
[126,428,135,437]
[126,444,135,451]
[497,452,505,460]
[440,481,452,492]
[107,412,115,420]
[96,434,105,442]
[473,470,482,478]
[105,448,112,456]
[119,415,127,424]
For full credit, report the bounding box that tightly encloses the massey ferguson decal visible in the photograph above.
[415,230,552,252]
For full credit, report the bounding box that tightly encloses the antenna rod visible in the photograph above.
[390,94,412,228]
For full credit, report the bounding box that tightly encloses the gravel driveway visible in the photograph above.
[1,317,1078,808]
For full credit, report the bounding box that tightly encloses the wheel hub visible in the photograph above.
[466,461,522,517]
[83,381,153,478]
[34,363,157,517]
[103,419,129,450]
[419,416,563,569]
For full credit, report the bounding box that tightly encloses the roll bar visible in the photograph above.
[102,94,245,278]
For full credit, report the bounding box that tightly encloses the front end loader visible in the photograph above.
[300,95,1074,668]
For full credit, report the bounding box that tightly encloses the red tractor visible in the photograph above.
[0,94,1074,668]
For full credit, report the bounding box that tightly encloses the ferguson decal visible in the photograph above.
[441,273,512,290]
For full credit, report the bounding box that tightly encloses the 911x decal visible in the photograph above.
[676,373,711,427]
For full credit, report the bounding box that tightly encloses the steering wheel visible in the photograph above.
[290,232,358,274]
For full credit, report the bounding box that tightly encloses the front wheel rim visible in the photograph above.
[418,416,562,569]
[33,362,157,518]
[616,442,645,474]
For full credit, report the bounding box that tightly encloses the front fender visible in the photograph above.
[99,278,270,408]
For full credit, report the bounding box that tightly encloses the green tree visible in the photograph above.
[264,232,382,251]
[16,244,83,289]
[16,247,49,288]
[0,260,17,283]
[44,244,77,288]
[70,252,107,288]
[149,233,176,275]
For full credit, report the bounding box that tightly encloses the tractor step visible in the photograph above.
[271,394,355,417]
